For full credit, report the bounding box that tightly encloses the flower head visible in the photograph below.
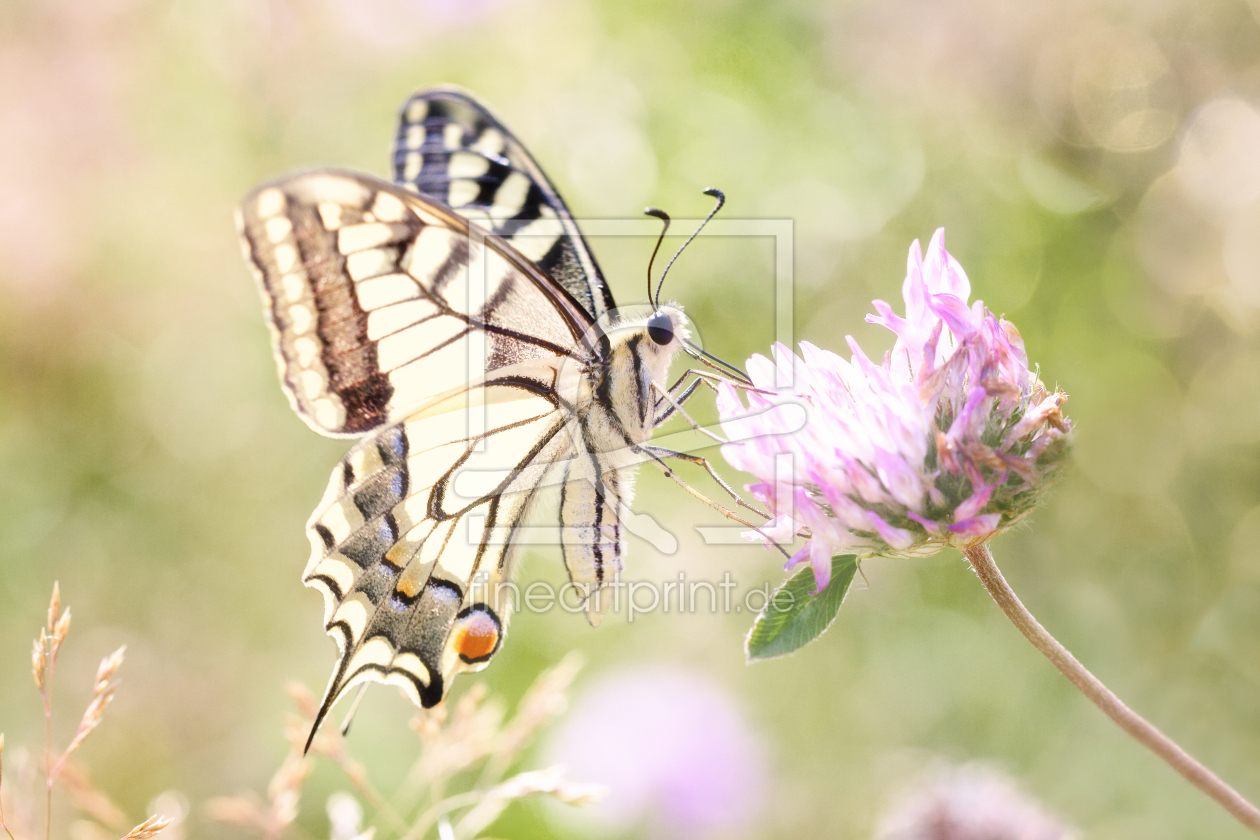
[719,229,1071,591]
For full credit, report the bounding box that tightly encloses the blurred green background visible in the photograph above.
[3,0,1260,837]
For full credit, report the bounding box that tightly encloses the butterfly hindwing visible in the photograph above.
[303,377,573,720]
[392,87,616,323]
[236,169,595,437]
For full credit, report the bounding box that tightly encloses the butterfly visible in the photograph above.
[236,87,765,745]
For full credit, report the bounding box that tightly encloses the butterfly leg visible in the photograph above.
[653,368,774,428]
[653,367,715,422]
[648,380,769,519]
[650,379,726,443]
[641,444,766,520]
[662,368,742,398]
[634,445,789,559]
[677,358,778,397]
[653,376,705,428]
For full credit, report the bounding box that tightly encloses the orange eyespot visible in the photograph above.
[453,608,500,662]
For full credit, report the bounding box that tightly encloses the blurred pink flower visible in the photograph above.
[544,666,767,840]
[875,763,1075,840]
[719,229,1071,591]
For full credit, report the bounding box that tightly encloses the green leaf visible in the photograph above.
[745,555,859,661]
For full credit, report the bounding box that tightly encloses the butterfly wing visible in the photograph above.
[236,169,596,436]
[303,379,572,731]
[392,87,617,323]
[238,169,609,730]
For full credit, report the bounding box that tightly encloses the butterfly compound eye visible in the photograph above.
[647,311,674,346]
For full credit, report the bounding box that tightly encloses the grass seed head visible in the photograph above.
[51,607,72,660]
[120,814,173,839]
[93,647,126,695]
[47,583,60,636]
[31,637,47,692]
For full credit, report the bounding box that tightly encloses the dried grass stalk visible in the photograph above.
[483,653,583,780]
[13,586,172,840]
[452,766,604,839]
[119,814,172,839]
[60,647,126,764]
[221,657,597,840]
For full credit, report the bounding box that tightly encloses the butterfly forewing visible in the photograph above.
[236,169,593,437]
[392,87,616,323]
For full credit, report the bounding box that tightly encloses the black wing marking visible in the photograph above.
[392,87,616,323]
[236,169,597,437]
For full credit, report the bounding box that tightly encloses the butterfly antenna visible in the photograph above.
[644,207,671,307]
[654,187,725,307]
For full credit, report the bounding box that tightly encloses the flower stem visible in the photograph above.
[963,542,1260,833]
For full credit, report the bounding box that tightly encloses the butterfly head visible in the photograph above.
[630,303,691,374]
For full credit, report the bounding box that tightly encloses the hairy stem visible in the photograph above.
[963,542,1260,833]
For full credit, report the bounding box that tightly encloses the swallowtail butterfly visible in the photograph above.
[236,87,761,744]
